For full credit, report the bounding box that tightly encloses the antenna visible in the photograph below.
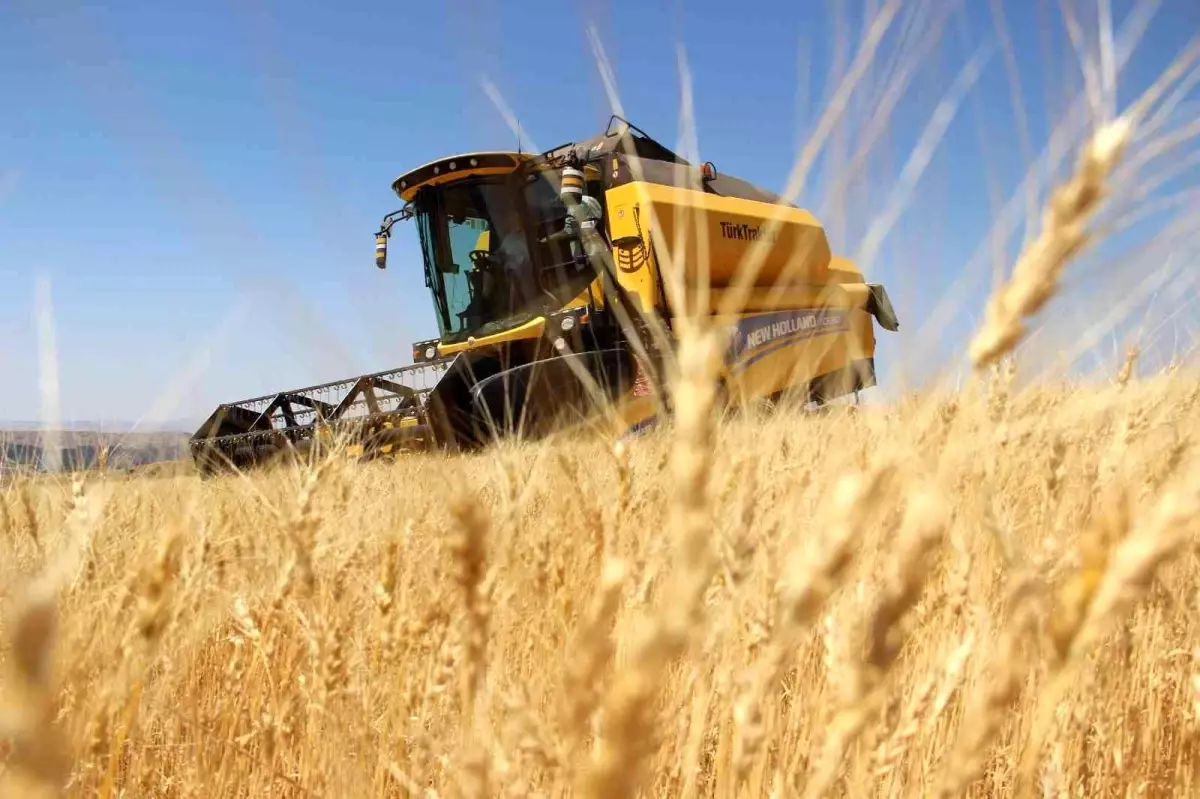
[517,118,522,155]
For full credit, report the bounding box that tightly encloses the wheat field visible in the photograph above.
[1,366,1199,798]
[4,3,1200,798]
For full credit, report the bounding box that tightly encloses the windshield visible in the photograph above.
[413,172,596,342]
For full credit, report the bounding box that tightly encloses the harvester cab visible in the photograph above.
[189,115,899,473]
[376,149,601,351]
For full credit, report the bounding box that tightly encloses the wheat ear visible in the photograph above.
[969,117,1133,369]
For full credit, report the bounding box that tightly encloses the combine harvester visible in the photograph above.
[190,116,899,473]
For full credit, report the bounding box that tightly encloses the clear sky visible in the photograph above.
[1,0,1197,429]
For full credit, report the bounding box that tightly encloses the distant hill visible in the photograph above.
[0,419,198,433]
[0,428,191,474]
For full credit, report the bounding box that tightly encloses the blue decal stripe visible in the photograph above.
[730,308,849,355]
[729,324,848,374]
[624,414,659,437]
[727,308,852,374]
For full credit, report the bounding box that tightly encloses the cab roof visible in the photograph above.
[391,151,532,202]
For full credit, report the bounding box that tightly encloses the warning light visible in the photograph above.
[701,161,717,182]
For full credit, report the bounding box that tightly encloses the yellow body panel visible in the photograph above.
[598,307,876,436]
[610,394,660,435]
[603,183,663,314]
[602,179,877,416]
[827,255,866,284]
[708,282,873,313]
[602,311,875,435]
[606,181,834,288]
[717,307,876,403]
[562,278,603,311]
[584,276,605,310]
[436,315,546,356]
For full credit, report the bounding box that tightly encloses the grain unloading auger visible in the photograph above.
[190,116,899,474]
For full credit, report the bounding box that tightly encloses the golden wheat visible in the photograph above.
[0,371,1197,798]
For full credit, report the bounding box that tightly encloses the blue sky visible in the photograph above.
[1,0,1197,428]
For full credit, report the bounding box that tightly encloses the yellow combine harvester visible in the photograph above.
[190,116,898,472]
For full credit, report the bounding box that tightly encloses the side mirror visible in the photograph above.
[375,233,388,269]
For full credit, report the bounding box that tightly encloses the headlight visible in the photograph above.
[425,347,437,360]
[561,316,576,332]
[553,337,568,352]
